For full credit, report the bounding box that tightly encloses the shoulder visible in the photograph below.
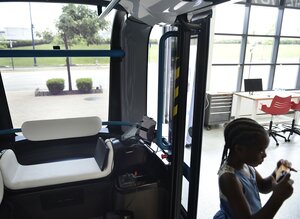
[218,162,235,176]
[218,163,243,194]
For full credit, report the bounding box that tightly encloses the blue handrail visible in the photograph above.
[0,49,125,58]
[157,31,178,150]
[0,128,21,135]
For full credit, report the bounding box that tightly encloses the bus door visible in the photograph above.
[165,11,213,219]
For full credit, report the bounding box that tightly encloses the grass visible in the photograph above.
[212,43,300,63]
[0,43,298,68]
[0,44,112,67]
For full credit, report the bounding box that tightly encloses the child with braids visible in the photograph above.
[214,118,294,219]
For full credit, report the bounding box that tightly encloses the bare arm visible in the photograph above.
[219,172,293,219]
[256,170,276,194]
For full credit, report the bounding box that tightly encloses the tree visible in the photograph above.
[56,4,109,91]
[0,37,7,49]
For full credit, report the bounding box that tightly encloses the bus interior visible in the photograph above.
[0,0,228,218]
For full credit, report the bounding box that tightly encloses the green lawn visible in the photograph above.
[212,43,300,63]
[0,44,111,67]
[0,43,159,67]
[1,43,298,67]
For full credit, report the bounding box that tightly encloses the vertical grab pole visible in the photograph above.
[187,12,212,219]
[169,15,192,219]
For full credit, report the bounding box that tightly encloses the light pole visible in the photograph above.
[29,2,37,66]
[248,42,256,78]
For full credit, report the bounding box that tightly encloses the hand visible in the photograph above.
[276,159,292,169]
[273,159,293,180]
[272,173,294,201]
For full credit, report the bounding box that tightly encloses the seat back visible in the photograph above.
[21,116,102,141]
[291,101,300,111]
[268,95,292,115]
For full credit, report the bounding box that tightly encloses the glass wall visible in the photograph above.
[209,0,300,92]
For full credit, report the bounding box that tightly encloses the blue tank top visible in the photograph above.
[213,162,262,219]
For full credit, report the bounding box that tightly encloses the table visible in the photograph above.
[234,90,300,120]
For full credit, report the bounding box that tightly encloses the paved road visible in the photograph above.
[1,64,159,128]
[1,65,111,127]
[1,65,110,91]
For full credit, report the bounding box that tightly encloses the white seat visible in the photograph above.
[0,117,114,190]
[0,170,3,203]
[0,139,114,190]
[21,116,102,141]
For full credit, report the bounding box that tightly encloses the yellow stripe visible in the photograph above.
[173,105,178,116]
[174,87,179,98]
[173,58,180,117]
[176,67,180,79]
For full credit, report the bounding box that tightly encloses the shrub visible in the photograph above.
[46,78,65,95]
[76,78,93,93]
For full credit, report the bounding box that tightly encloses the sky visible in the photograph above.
[0,2,114,33]
[0,2,63,32]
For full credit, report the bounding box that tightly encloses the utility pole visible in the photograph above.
[29,2,37,66]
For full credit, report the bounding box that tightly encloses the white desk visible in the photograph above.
[234,91,300,120]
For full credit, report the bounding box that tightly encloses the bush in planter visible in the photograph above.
[76,78,93,93]
[46,78,65,95]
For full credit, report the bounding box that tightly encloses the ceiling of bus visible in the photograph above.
[0,0,228,26]
[119,0,215,26]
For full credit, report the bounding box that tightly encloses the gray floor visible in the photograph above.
[196,119,300,219]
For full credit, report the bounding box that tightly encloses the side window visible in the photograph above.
[0,2,113,127]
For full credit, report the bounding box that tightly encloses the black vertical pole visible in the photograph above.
[0,72,14,142]
[169,14,191,219]
[187,12,212,219]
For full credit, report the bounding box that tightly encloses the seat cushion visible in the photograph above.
[0,140,114,190]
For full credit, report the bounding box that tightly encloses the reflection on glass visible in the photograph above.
[209,66,239,92]
[248,6,278,35]
[214,3,245,34]
[281,9,300,36]
[245,37,274,63]
[212,35,242,64]
[277,38,300,63]
[273,65,298,89]
[242,65,270,90]
[285,0,300,8]
[251,0,280,6]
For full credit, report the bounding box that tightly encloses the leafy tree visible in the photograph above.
[36,29,55,43]
[56,4,109,91]
[0,36,7,49]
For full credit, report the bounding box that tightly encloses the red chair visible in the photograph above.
[284,101,300,141]
[261,95,292,146]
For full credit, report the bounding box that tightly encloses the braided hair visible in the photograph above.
[220,118,268,167]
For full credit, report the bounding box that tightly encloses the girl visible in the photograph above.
[214,118,294,219]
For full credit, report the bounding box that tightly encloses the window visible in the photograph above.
[0,2,112,127]
[210,2,300,92]
[212,35,242,64]
[242,65,270,90]
[281,8,300,36]
[209,65,239,92]
[245,37,274,63]
[248,6,278,35]
[273,65,298,89]
[214,3,245,34]
[277,38,300,63]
